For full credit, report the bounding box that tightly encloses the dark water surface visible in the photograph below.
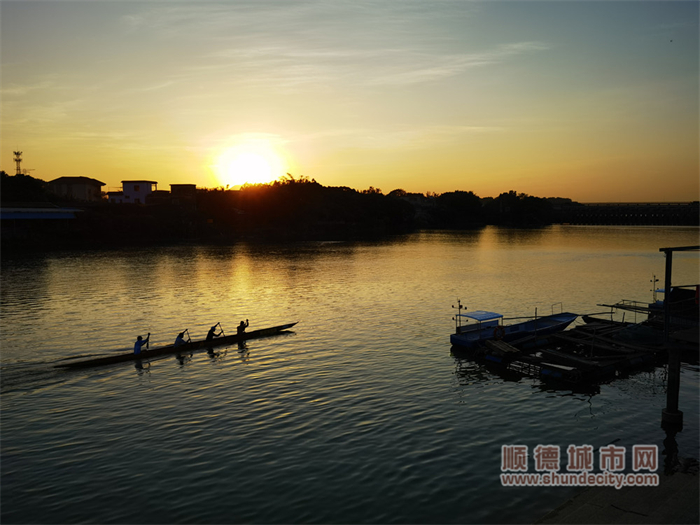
[2,226,699,524]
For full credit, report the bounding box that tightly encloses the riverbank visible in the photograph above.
[5,174,698,254]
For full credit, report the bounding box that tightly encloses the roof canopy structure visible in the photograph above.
[456,310,503,322]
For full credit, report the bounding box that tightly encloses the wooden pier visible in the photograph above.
[453,245,699,401]
[457,319,669,387]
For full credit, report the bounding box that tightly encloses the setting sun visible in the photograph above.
[216,140,285,187]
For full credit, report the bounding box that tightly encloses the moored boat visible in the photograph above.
[450,301,577,349]
[55,322,298,369]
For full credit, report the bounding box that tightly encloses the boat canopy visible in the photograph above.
[456,310,503,322]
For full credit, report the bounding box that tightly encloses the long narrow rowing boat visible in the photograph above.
[55,322,298,369]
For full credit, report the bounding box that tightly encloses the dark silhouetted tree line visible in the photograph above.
[1,171,52,203]
[482,191,560,226]
[196,175,415,240]
[0,170,586,251]
[2,173,417,248]
[388,188,575,228]
[8,170,695,252]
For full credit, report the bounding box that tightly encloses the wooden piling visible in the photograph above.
[659,245,700,430]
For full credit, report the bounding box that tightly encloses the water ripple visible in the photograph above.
[2,230,699,524]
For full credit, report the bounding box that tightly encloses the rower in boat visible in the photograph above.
[237,319,249,335]
[55,322,297,369]
[134,333,150,355]
[174,330,190,348]
[206,324,223,342]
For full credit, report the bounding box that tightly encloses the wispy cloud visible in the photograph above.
[293,124,503,151]
[126,81,177,94]
[4,98,85,126]
[149,39,548,93]
[366,42,549,86]
[113,1,544,92]
[0,78,62,97]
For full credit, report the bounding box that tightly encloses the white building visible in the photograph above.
[121,180,158,204]
[107,191,124,204]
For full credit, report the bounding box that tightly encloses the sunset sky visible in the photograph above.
[2,1,698,202]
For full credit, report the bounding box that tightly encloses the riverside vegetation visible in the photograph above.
[0,170,623,250]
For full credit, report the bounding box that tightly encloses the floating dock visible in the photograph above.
[455,319,672,386]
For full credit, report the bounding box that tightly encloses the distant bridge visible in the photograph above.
[561,202,699,226]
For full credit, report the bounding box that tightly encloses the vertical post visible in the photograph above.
[663,250,672,342]
[661,248,682,428]
[663,347,683,428]
[455,300,459,333]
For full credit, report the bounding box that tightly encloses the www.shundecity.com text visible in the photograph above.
[500,471,659,489]
[500,444,659,489]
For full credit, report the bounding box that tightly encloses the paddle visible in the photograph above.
[218,322,226,337]
[184,329,192,343]
[146,332,150,350]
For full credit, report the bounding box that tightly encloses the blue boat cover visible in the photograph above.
[456,310,503,322]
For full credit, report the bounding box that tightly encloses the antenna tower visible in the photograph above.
[13,151,23,176]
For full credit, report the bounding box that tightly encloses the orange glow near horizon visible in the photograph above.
[1,2,698,202]
[214,139,286,188]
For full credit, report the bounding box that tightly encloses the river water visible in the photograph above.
[1,225,698,524]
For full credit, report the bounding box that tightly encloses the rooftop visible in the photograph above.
[48,176,105,186]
